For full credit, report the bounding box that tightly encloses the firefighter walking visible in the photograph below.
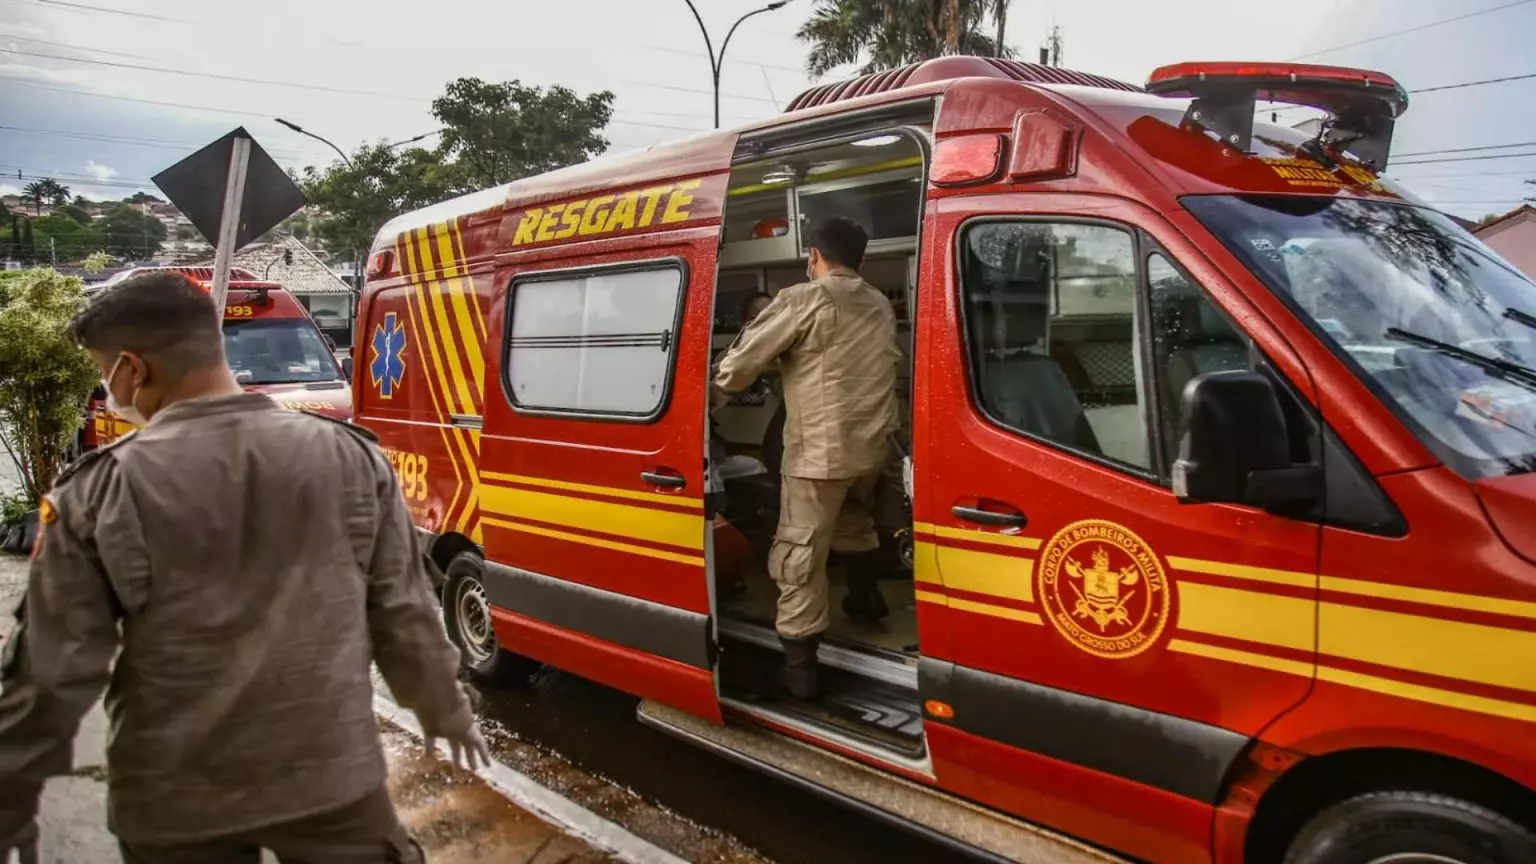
[714,217,901,698]
[0,271,486,862]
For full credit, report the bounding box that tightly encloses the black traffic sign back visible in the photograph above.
[152,127,305,250]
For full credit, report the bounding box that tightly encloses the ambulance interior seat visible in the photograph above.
[973,294,1101,456]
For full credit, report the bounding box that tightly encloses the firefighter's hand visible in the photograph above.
[427,725,491,773]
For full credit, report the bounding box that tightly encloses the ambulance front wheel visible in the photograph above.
[1283,791,1536,864]
[443,551,541,686]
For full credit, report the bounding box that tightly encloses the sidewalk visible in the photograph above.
[0,555,611,864]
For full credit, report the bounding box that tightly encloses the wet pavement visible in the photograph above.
[464,670,969,864]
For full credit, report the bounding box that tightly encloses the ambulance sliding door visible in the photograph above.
[478,168,732,723]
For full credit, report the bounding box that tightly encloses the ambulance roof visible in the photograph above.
[376,58,1146,245]
[375,56,1408,247]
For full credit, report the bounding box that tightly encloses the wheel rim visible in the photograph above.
[1366,855,1470,864]
[454,575,494,664]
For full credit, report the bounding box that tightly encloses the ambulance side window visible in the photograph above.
[1146,253,1251,467]
[960,220,1151,472]
[504,262,685,419]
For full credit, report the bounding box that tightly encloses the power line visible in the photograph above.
[0,76,291,120]
[1395,141,1536,158]
[0,124,311,158]
[0,31,158,61]
[3,0,182,22]
[1413,72,1536,94]
[0,48,431,102]
[1394,152,1536,167]
[3,40,778,105]
[1289,0,1536,60]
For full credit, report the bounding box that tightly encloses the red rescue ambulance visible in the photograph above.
[357,58,1536,863]
[85,265,352,448]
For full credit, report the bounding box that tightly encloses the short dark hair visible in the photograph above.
[738,291,772,322]
[808,217,868,269]
[69,272,224,370]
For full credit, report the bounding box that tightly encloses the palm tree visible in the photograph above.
[42,179,70,207]
[21,181,46,216]
[797,0,1009,78]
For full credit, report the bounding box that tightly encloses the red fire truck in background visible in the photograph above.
[80,265,352,451]
[355,57,1536,863]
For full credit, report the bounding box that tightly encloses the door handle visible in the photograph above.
[641,470,687,489]
[951,505,1026,528]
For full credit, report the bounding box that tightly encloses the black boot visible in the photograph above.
[841,550,890,624]
[779,635,821,700]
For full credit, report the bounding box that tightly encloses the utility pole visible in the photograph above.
[681,0,789,129]
[49,236,55,267]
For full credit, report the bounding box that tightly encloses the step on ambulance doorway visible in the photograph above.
[705,126,928,762]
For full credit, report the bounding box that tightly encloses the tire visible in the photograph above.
[441,551,541,686]
[1284,791,1536,864]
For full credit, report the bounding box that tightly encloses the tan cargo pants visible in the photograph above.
[116,787,422,864]
[770,471,882,638]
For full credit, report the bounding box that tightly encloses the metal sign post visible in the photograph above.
[209,136,252,311]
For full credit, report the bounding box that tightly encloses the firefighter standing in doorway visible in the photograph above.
[714,217,900,699]
[0,271,485,862]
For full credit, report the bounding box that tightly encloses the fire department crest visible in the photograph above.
[1037,519,1171,659]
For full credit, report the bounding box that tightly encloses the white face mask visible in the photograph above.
[104,354,148,428]
[806,252,816,282]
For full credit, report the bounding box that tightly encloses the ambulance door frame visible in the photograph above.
[707,111,934,693]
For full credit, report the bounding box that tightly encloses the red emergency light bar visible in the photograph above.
[1145,61,1408,169]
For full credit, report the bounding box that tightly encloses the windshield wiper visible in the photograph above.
[1502,307,1536,332]
[1386,328,1536,390]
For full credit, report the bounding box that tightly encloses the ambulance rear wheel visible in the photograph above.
[443,551,540,686]
[1283,791,1536,864]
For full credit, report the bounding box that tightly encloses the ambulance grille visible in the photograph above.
[786,56,1143,113]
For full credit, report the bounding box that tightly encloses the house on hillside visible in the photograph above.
[214,236,357,349]
[1474,205,1536,280]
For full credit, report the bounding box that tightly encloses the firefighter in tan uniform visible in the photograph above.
[0,272,486,862]
[715,217,900,698]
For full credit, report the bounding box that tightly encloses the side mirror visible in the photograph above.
[340,357,354,380]
[1172,371,1320,509]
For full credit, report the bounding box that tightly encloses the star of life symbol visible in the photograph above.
[370,312,406,399]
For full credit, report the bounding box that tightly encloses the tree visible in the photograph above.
[55,204,93,225]
[30,214,103,264]
[96,205,168,260]
[43,179,70,207]
[6,215,20,263]
[300,76,614,268]
[22,181,46,216]
[20,219,35,265]
[0,268,99,507]
[82,250,111,275]
[797,0,1010,77]
[126,191,163,205]
[432,77,614,189]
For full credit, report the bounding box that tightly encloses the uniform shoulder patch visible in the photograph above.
[299,410,379,443]
[53,431,135,488]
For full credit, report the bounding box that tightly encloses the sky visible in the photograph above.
[0,0,1533,220]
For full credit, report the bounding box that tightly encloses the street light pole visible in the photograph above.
[681,0,789,129]
[275,118,353,167]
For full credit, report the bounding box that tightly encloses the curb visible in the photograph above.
[373,693,691,864]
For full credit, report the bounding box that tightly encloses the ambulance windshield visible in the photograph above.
[222,317,343,385]
[1186,194,1536,479]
